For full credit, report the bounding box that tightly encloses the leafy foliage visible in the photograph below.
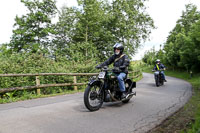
[143,4,200,72]
[54,0,154,61]
[0,0,154,100]
[0,52,97,96]
[164,4,200,72]
[9,0,57,53]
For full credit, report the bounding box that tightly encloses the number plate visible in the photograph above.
[98,72,106,79]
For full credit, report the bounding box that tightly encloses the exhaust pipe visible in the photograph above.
[126,91,136,99]
[108,90,136,101]
[108,90,119,101]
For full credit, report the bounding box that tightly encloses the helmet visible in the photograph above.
[113,43,124,55]
[156,59,160,64]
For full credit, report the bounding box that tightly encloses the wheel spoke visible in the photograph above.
[84,83,104,111]
[88,85,102,107]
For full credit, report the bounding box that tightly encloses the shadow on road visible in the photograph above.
[145,82,157,87]
[137,82,156,88]
[74,100,133,112]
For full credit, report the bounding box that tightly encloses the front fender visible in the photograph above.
[88,79,102,86]
[154,71,159,75]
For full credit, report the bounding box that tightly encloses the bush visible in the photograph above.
[0,52,97,98]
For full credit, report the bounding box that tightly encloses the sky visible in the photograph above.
[0,0,200,60]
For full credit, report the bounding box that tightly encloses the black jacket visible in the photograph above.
[100,54,130,74]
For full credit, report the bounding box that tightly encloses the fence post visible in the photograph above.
[73,76,77,91]
[36,76,41,95]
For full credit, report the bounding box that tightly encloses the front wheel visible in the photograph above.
[84,84,104,111]
[160,79,164,86]
[155,77,159,87]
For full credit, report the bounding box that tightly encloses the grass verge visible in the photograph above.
[0,87,86,104]
[143,66,200,133]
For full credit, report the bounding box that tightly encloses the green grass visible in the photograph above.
[143,66,200,133]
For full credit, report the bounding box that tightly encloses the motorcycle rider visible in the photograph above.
[96,43,130,99]
[153,59,167,82]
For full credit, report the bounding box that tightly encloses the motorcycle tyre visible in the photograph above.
[122,99,130,103]
[156,78,159,87]
[161,81,164,86]
[84,85,104,111]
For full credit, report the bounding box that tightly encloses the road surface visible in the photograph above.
[0,73,192,133]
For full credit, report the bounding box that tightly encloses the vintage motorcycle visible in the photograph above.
[152,69,165,87]
[84,66,136,111]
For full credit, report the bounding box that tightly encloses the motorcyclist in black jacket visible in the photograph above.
[96,43,130,99]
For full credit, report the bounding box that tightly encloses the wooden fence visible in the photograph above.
[0,70,141,94]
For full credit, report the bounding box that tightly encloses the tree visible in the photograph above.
[181,19,200,71]
[142,47,157,65]
[52,7,78,58]
[164,4,200,71]
[109,0,154,56]
[55,0,154,61]
[53,0,108,60]
[9,0,57,53]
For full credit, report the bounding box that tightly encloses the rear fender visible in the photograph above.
[125,78,136,89]
[154,72,159,80]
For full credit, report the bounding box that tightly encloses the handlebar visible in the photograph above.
[101,67,113,71]
[152,69,165,72]
[96,66,116,72]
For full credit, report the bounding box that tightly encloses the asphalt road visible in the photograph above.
[0,73,192,133]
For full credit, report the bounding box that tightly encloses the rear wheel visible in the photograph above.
[160,74,164,86]
[156,77,159,87]
[123,80,133,103]
[84,84,104,111]
[161,79,164,86]
[122,99,130,103]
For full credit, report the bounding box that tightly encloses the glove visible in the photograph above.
[95,65,101,69]
[103,66,108,69]
[113,67,121,73]
[119,66,126,69]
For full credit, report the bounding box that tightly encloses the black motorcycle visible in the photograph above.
[84,66,136,111]
[152,69,164,87]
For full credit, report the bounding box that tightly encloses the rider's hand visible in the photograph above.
[119,66,125,69]
[95,65,101,69]
[113,67,120,72]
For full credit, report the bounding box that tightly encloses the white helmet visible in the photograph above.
[156,59,160,63]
